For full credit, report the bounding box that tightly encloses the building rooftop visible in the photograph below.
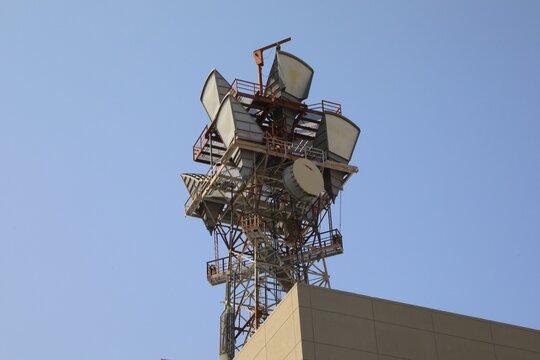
[235,283,540,360]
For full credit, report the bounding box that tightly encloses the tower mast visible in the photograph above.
[182,38,360,359]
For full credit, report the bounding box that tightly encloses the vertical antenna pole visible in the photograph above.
[252,37,292,96]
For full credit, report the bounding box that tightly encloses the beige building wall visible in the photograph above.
[234,283,540,360]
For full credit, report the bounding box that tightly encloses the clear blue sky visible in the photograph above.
[1,1,539,359]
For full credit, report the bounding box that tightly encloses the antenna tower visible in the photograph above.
[181,38,360,359]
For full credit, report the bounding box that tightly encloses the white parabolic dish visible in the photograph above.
[283,158,324,200]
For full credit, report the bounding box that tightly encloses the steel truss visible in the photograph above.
[185,69,357,357]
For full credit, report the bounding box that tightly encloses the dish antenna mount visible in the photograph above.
[253,37,291,96]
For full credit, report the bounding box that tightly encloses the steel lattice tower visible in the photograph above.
[181,38,360,359]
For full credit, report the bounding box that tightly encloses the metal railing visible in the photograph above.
[206,256,252,285]
[192,125,226,164]
[231,79,342,116]
[266,135,326,163]
[307,100,342,114]
[193,125,209,161]
[290,140,326,162]
[282,229,343,262]
[306,229,343,250]
[241,214,262,232]
[231,79,269,97]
